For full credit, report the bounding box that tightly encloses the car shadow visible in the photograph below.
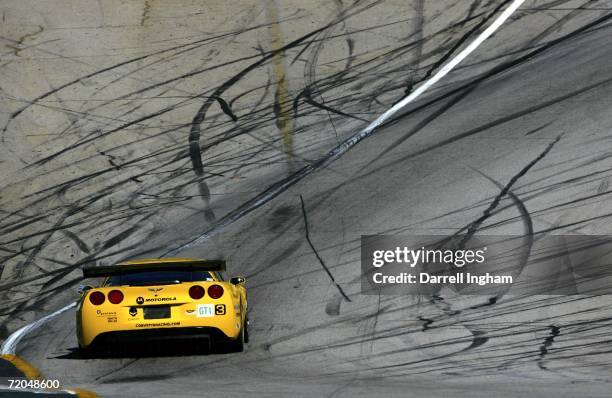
[53,339,240,360]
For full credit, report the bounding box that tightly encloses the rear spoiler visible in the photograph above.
[82,260,226,278]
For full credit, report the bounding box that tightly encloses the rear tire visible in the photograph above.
[80,338,118,358]
[227,323,245,353]
[244,318,250,344]
[78,344,97,359]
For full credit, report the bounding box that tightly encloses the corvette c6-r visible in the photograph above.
[76,258,248,355]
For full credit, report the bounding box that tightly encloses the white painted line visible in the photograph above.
[165,0,526,255]
[1,302,76,355]
[0,386,78,395]
[373,0,526,129]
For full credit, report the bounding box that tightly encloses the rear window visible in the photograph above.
[107,270,214,286]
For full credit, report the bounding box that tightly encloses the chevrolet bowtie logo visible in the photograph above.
[147,287,164,296]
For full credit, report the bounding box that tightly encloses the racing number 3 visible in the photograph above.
[196,304,225,317]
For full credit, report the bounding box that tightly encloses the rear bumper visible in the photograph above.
[88,326,229,348]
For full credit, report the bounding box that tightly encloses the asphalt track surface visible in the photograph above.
[3,1,612,397]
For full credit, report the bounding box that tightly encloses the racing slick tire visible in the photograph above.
[226,323,245,353]
[79,339,118,358]
[79,343,100,359]
[78,346,93,359]
[244,317,250,344]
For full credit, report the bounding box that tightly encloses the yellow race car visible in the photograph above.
[77,258,248,356]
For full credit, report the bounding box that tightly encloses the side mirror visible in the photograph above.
[77,284,93,296]
[230,276,246,285]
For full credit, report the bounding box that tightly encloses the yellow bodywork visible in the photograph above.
[76,258,247,348]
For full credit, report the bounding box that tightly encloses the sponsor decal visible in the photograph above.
[147,287,164,296]
[215,304,226,315]
[96,310,117,317]
[137,295,176,305]
[196,304,214,317]
[129,307,138,316]
[144,297,176,303]
[135,321,180,328]
[107,317,117,323]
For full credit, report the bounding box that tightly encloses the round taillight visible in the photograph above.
[108,290,124,304]
[89,291,105,305]
[189,285,205,300]
[208,284,224,299]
